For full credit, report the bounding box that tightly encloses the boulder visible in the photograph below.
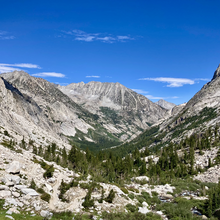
[12,192,20,198]
[11,176,20,185]
[14,185,28,190]
[0,185,9,190]
[5,198,18,206]
[48,177,56,183]
[0,190,11,198]
[6,161,20,174]
[40,210,53,219]
[160,194,173,200]
[138,206,150,214]
[9,207,20,214]
[6,182,14,187]
[21,188,39,196]
[45,183,53,192]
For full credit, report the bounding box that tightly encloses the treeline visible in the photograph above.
[148,124,220,185]
[108,107,217,158]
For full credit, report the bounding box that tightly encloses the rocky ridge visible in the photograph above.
[151,65,220,146]
[58,81,167,141]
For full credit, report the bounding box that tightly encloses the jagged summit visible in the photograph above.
[212,64,220,81]
[155,99,176,110]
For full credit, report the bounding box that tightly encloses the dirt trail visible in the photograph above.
[49,172,64,210]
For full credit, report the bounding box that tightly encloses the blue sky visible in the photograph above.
[1,0,220,105]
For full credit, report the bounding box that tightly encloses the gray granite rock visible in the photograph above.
[0,190,11,198]
[40,210,53,219]
[21,188,39,196]
[6,161,20,174]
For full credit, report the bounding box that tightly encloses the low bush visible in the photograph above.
[126,203,137,212]
[105,189,115,203]
[41,192,51,202]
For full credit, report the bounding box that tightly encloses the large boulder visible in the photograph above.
[20,188,39,196]
[6,161,20,174]
[0,190,11,198]
[40,210,53,219]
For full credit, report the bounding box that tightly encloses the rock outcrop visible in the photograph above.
[155,99,176,110]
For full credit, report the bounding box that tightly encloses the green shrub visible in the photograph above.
[82,189,94,208]
[126,203,137,212]
[43,165,54,178]
[128,187,139,193]
[41,192,51,202]
[0,199,5,210]
[30,179,36,190]
[105,189,115,203]
[128,193,135,200]
[37,188,45,194]
[120,187,129,194]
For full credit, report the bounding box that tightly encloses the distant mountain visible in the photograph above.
[0,71,168,152]
[155,99,176,110]
[58,81,167,141]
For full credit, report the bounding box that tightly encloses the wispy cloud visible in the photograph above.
[86,75,100,78]
[0,31,15,40]
[145,95,179,100]
[145,95,165,100]
[0,63,40,73]
[132,89,148,94]
[139,77,210,87]
[139,77,195,87]
[32,72,65,78]
[61,30,134,43]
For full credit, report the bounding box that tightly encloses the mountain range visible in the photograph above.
[0,64,220,153]
[0,71,169,151]
[1,64,220,219]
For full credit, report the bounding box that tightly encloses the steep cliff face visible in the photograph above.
[58,81,167,141]
[184,65,220,113]
[158,64,220,143]
[1,71,96,137]
[0,76,71,149]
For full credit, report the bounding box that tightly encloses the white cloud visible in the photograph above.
[1,63,41,69]
[12,63,40,68]
[62,30,134,43]
[117,36,130,40]
[145,95,165,99]
[0,66,19,73]
[0,63,40,73]
[132,89,148,94]
[117,36,134,42]
[139,77,195,87]
[32,72,65,78]
[75,36,96,42]
[0,31,15,40]
[86,75,100,78]
[97,36,116,43]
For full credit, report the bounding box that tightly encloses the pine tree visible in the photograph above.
[139,163,146,176]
